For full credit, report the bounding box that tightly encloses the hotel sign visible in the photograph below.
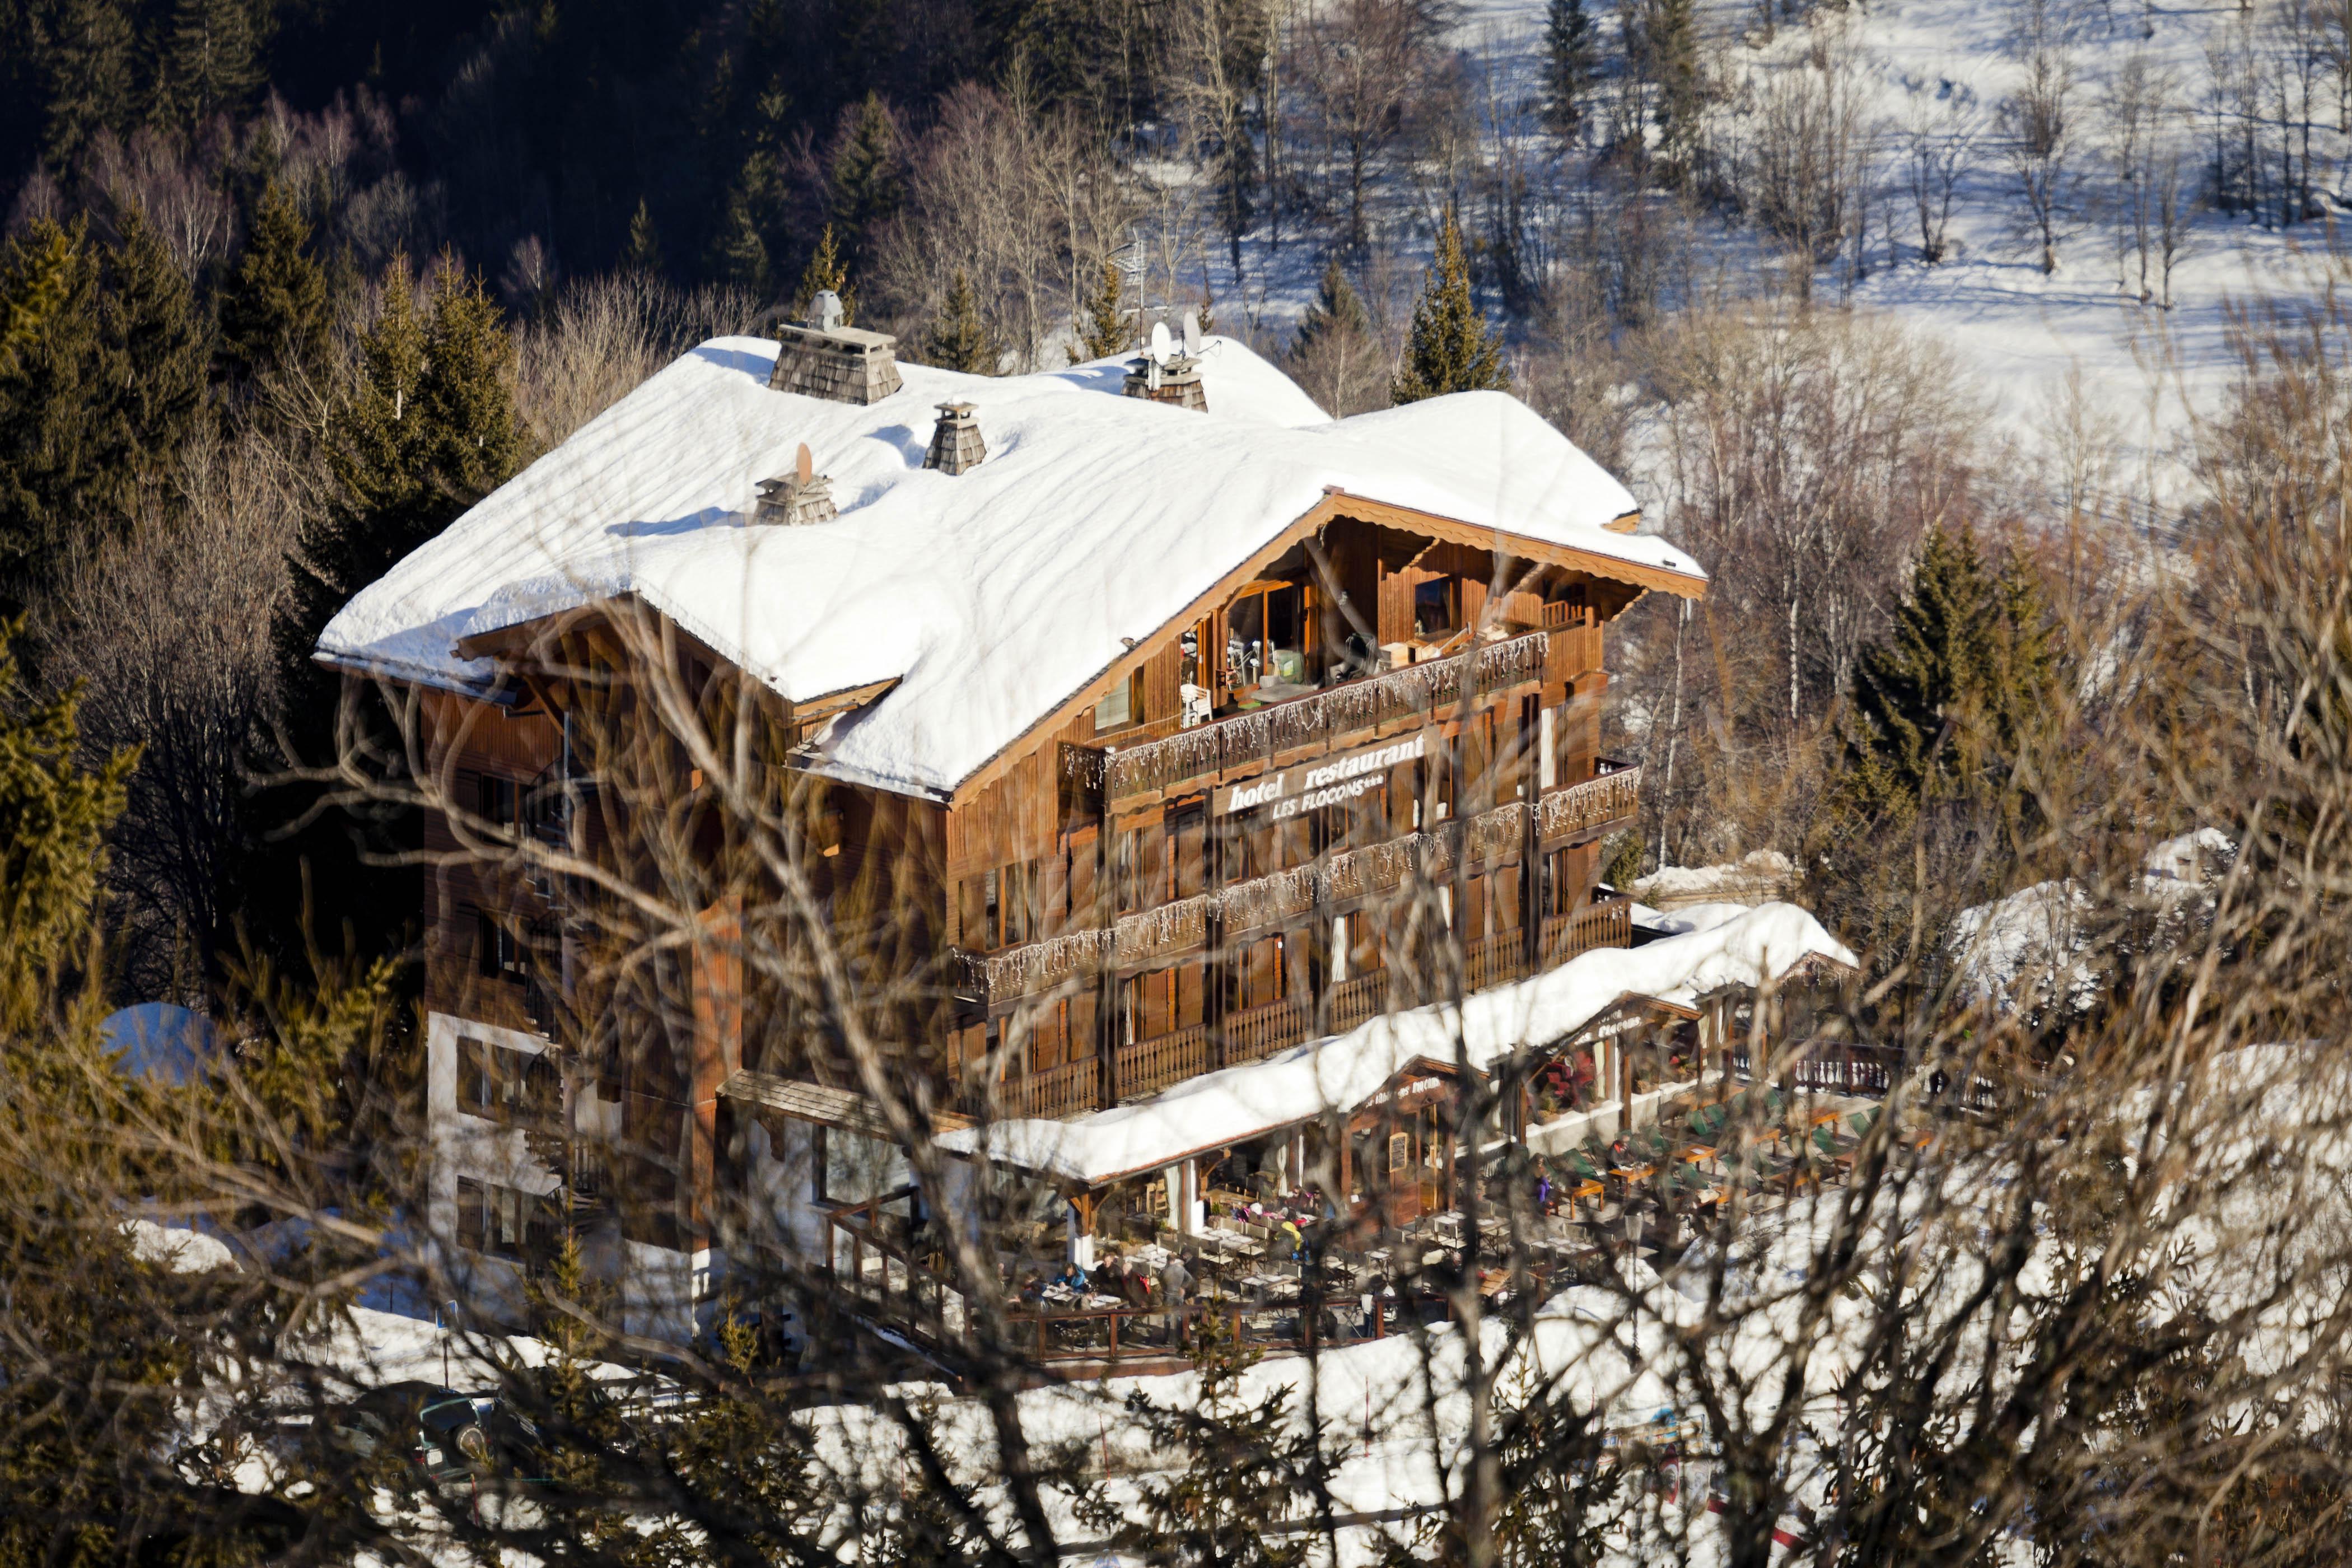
[1212,732,1426,821]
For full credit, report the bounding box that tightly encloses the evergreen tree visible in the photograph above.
[31,0,138,165]
[0,220,122,610]
[1836,526,2057,822]
[1292,257,1371,358]
[792,224,853,324]
[1543,0,1597,132]
[217,181,330,393]
[0,621,132,1030]
[621,197,664,276]
[824,92,904,270]
[151,0,264,128]
[255,258,521,966]
[1196,283,1217,338]
[95,207,209,499]
[713,186,772,298]
[925,269,997,374]
[1070,258,1127,362]
[1641,0,1703,178]
[1390,209,1511,405]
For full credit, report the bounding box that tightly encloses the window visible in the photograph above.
[454,1177,559,1266]
[1094,671,1140,733]
[1413,577,1458,638]
[477,773,519,827]
[475,909,528,984]
[455,1035,561,1125]
[1225,582,1308,692]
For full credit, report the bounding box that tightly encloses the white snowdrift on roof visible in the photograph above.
[943,902,1853,1184]
[317,335,1696,797]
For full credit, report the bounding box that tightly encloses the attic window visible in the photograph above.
[1413,578,1459,638]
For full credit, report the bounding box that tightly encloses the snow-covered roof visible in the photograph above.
[939,902,1856,1186]
[317,335,1702,799]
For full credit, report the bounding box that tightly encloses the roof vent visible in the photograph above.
[1121,315,1206,412]
[754,444,837,526]
[769,297,903,405]
[923,401,986,475]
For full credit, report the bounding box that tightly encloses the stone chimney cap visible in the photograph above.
[924,402,987,475]
[935,400,978,419]
[809,290,844,332]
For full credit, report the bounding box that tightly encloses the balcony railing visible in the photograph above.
[1537,759,1641,843]
[1222,996,1310,1065]
[1098,629,1549,803]
[955,797,1570,1007]
[1464,927,1529,992]
[1541,896,1633,962]
[1114,1024,1211,1103]
[1324,971,1386,1035]
[996,1054,1102,1120]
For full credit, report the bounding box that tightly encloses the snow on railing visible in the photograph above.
[1537,760,1642,842]
[1101,629,1549,801]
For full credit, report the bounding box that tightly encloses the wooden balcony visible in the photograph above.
[1095,629,1549,806]
[996,1054,1102,1120]
[1114,1024,1211,1103]
[1464,927,1529,992]
[1221,996,1309,1065]
[1324,970,1386,1035]
[1541,896,1633,962]
[1537,759,1641,844]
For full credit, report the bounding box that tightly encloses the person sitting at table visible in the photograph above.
[1018,1268,1045,1305]
[1089,1253,1122,1298]
[1056,1259,1089,1293]
[1277,1216,1304,1261]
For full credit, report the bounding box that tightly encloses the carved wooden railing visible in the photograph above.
[1221,996,1310,1065]
[1099,631,1548,802]
[1464,927,1530,992]
[1541,896,1633,963]
[1324,971,1387,1035]
[1113,893,1216,967]
[997,1054,1103,1120]
[1537,760,1641,843]
[1115,1024,1211,1102]
[1217,865,1318,936]
[953,928,1114,1006]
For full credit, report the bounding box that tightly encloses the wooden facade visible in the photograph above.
[410,497,1689,1266]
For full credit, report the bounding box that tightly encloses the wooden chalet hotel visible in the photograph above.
[319,301,1847,1337]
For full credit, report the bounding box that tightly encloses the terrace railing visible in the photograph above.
[1541,897,1634,963]
[1114,1024,1211,1103]
[1537,759,1642,843]
[1222,996,1310,1065]
[1098,630,1548,804]
[998,1054,1103,1120]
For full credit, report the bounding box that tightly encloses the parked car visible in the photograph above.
[330,1380,552,1494]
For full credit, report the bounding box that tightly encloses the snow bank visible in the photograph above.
[1634,852,1793,909]
[317,335,1699,799]
[942,902,1854,1183]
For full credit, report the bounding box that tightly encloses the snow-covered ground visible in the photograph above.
[1212,0,2346,507]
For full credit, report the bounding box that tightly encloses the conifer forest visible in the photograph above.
[3,0,2352,1564]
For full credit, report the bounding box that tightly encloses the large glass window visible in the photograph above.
[1224,582,1309,696]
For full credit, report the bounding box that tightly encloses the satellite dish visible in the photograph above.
[1181,309,1201,356]
[1148,320,1173,365]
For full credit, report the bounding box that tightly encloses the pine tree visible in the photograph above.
[1390,209,1511,405]
[31,0,138,165]
[713,188,771,298]
[254,258,521,965]
[1293,257,1370,357]
[1287,256,1386,417]
[151,0,264,128]
[1642,0,1704,179]
[1543,0,1597,132]
[824,92,904,269]
[1070,258,1127,362]
[0,220,123,610]
[621,198,664,276]
[925,269,997,374]
[792,224,854,324]
[1836,526,2057,821]
[217,181,330,393]
[96,206,209,490]
[1196,283,1217,338]
[0,620,132,1030]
